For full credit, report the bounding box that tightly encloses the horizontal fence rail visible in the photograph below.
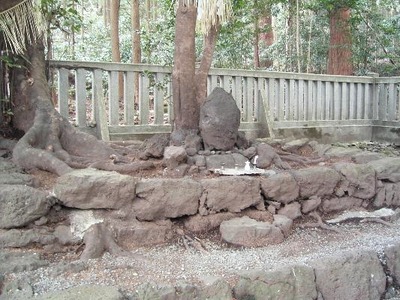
[49,60,400,141]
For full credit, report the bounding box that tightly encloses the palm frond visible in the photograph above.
[0,0,44,54]
[180,0,232,34]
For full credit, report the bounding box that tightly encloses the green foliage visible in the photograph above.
[45,0,400,76]
[40,0,82,33]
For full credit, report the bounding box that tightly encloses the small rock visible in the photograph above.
[278,202,302,220]
[163,146,187,169]
[302,196,322,214]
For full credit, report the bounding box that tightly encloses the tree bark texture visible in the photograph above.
[195,22,219,106]
[171,1,198,144]
[131,0,141,105]
[110,0,123,99]
[259,12,274,68]
[327,8,353,75]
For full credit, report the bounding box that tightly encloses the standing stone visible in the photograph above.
[199,87,240,151]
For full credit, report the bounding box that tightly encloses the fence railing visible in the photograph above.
[48,60,400,141]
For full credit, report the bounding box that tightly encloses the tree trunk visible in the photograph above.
[254,3,260,69]
[110,0,123,100]
[327,7,353,75]
[195,22,219,106]
[171,1,197,145]
[131,0,141,105]
[8,38,152,176]
[259,7,274,68]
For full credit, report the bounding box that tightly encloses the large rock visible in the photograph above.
[373,182,400,207]
[132,178,201,220]
[0,185,52,229]
[322,196,363,213]
[199,87,240,151]
[184,212,236,233]
[0,251,48,274]
[312,250,386,300]
[54,168,135,209]
[199,177,262,215]
[35,284,125,300]
[234,265,317,300]
[220,216,284,247]
[292,167,341,198]
[0,228,56,248]
[0,172,36,186]
[384,243,400,286]
[334,163,376,199]
[260,172,299,204]
[113,219,173,247]
[367,157,400,182]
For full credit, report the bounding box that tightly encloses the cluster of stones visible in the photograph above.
[2,139,400,250]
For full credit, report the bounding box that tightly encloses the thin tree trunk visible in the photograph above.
[259,7,274,68]
[295,0,301,72]
[171,1,198,144]
[253,0,260,68]
[327,7,353,75]
[110,0,123,100]
[306,11,313,73]
[131,0,141,106]
[195,22,219,106]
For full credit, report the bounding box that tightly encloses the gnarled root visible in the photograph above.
[300,211,341,233]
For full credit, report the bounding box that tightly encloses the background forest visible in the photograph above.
[45,0,400,76]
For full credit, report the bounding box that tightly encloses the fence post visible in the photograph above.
[93,69,110,141]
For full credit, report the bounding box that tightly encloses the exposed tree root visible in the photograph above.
[80,223,128,260]
[176,228,208,253]
[276,149,328,167]
[300,211,341,233]
[360,218,393,227]
[9,41,154,177]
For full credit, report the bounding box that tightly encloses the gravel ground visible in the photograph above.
[6,217,400,298]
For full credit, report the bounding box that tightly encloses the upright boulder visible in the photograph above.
[199,87,240,151]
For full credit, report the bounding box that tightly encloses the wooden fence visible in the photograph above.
[48,60,400,141]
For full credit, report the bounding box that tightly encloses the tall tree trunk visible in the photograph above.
[327,7,353,75]
[195,22,219,106]
[110,0,123,100]
[171,1,198,145]
[253,0,260,68]
[259,6,274,68]
[131,0,141,106]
